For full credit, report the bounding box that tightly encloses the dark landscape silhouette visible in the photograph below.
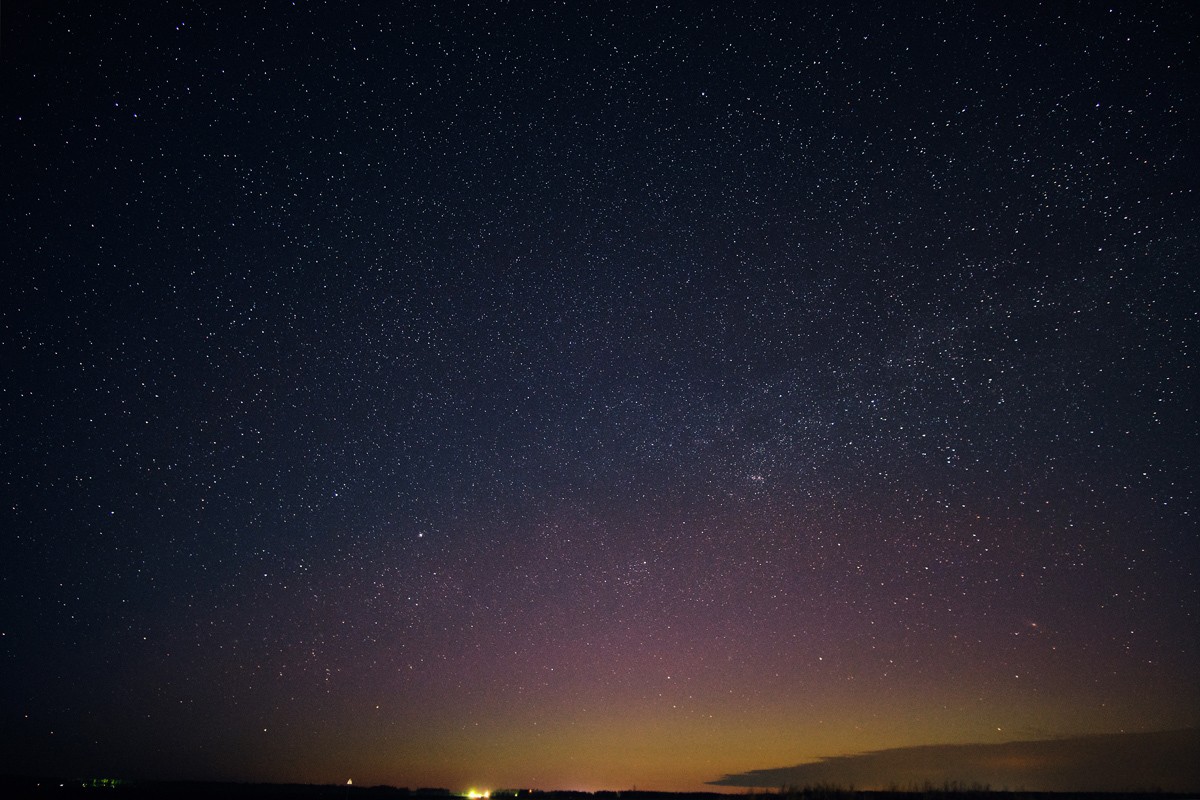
[710,729,1200,793]
[5,729,1200,798]
[3,782,1199,800]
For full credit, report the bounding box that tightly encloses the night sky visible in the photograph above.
[2,1,1198,792]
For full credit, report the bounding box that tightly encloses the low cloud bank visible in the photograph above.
[709,728,1200,792]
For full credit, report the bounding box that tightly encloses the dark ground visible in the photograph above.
[2,780,1196,800]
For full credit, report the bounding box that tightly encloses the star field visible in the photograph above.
[2,1,1197,792]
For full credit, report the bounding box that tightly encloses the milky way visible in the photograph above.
[2,1,1197,792]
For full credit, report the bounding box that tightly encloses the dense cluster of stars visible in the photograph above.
[2,1,1196,792]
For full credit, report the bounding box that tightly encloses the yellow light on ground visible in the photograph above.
[466,790,490,799]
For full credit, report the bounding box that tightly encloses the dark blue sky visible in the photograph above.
[2,1,1198,791]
